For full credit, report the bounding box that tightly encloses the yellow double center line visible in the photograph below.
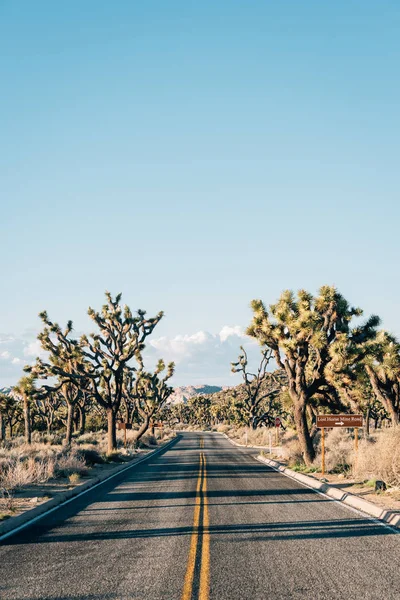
[181,452,210,600]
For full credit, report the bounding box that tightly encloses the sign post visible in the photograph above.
[316,415,363,477]
[354,427,359,471]
[321,427,325,476]
[117,422,133,448]
[269,431,272,455]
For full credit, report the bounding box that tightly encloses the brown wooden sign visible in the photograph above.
[117,422,133,430]
[317,414,363,428]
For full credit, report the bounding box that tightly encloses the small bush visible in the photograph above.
[55,453,88,478]
[282,432,304,465]
[68,473,81,484]
[105,451,125,463]
[138,434,157,448]
[76,433,99,446]
[76,448,104,466]
[354,427,400,487]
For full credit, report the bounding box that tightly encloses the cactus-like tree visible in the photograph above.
[247,286,380,465]
[25,316,90,445]
[0,393,8,440]
[363,331,400,426]
[231,346,284,429]
[130,358,175,442]
[0,394,22,438]
[13,375,37,444]
[77,293,164,453]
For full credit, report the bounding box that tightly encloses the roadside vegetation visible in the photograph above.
[2,284,400,514]
[0,292,176,520]
[0,428,173,520]
[162,285,400,494]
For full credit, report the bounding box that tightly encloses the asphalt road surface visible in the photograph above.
[1,432,399,600]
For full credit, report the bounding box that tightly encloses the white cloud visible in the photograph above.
[145,325,260,386]
[219,325,245,342]
[0,325,263,388]
[23,340,47,359]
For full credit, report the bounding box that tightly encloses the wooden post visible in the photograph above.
[354,428,358,472]
[321,428,325,476]
[124,424,127,449]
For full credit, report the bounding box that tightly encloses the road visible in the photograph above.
[1,432,399,600]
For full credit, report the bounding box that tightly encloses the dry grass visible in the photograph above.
[213,425,276,447]
[354,427,400,486]
[0,426,174,499]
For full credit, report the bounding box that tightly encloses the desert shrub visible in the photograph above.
[68,473,81,484]
[315,428,354,473]
[105,451,126,463]
[282,431,304,465]
[0,456,55,490]
[76,433,99,446]
[55,452,88,478]
[76,448,104,466]
[354,427,400,486]
[138,433,157,448]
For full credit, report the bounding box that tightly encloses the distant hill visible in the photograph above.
[169,385,229,404]
[0,387,11,395]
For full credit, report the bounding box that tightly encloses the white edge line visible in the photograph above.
[255,456,400,536]
[0,436,178,543]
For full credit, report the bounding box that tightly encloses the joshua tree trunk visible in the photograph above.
[65,403,74,446]
[79,406,86,436]
[24,398,32,444]
[107,408,117,454]
[134,414,152,444]
[293,399,315,465]
[0,413,5,441]
[365,406,371,436]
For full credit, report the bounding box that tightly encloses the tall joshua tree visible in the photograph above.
[79,292,164,453]
[130,358,175,442]
[231,346,284,429]
[27,293,165,453]
[247,286,380,465]
[13,375,37,444]
[363,331,400,425]
[25,316,89,446]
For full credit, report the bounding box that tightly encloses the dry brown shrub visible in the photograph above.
[354,427,400,486]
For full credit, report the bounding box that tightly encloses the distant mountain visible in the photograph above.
[0,387,11,395]
[169,385,230,404]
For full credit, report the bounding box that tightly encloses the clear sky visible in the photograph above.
[1,1,399,387]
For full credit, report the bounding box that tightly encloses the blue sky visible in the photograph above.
[1,1,399,386]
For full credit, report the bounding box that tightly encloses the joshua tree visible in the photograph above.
[231,346,284,429]
[247,286,380,465]
[131,359,175,442]
[13,375,37,444]
[0,394,22,438]
[77,293,164,453]
[363,332,400,426]
[25,316,90,445]
[32,389,62,435]
[0,393,8,440]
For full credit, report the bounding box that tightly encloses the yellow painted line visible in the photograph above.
[181,454,203,600]
[199,453,210,600]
